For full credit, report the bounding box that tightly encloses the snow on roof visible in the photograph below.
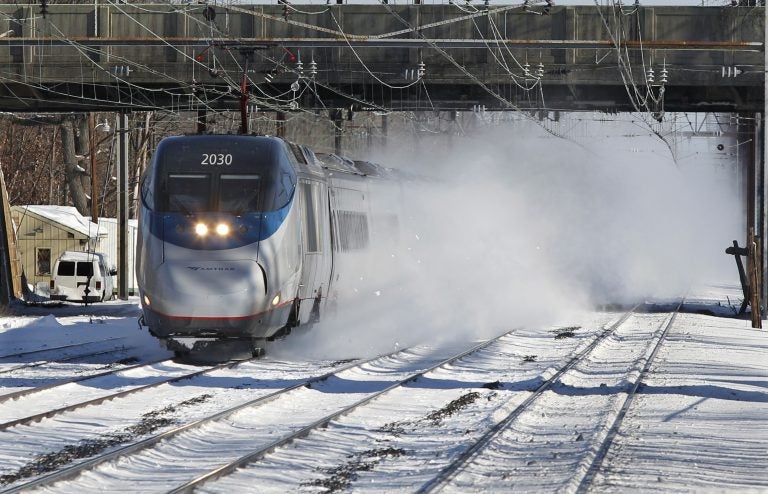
[57,250,109,262]
[95,217,139,228]
[16,205,104,239]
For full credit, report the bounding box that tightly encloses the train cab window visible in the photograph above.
[140,174,154,210]
[219,174,261,213]
[165,174,211,213]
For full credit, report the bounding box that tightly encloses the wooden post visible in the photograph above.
[0,168,15,304]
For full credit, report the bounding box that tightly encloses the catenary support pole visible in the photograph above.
[743,113,760,326]
[89,113,99,225]
[117,112,129,300]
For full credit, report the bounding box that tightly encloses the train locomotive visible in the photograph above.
[136,134,402,357]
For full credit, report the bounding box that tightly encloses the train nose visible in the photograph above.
[153,259,266,316]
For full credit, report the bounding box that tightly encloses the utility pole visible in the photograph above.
[117,112,129,300]
[0,169,12,306]
[755,2,768,316]
[89,113,99,225]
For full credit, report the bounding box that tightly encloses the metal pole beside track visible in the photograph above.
[762,2,768,315]
[117,112,129,300]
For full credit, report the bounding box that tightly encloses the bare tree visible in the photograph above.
[130,112,154,218]
[59,116,89,215]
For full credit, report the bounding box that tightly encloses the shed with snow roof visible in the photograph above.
[10,205,107,291]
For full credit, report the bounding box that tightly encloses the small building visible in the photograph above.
[94,217,138,295]
[11,205,107,292]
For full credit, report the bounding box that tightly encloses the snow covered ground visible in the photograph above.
[0,282,765,493]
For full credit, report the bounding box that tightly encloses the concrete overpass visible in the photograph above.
[0,3,762,113]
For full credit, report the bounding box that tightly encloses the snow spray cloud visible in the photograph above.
[272,117,741,360]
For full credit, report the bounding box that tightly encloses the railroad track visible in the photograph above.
[0,329,528,493]
[0,337,126,362]
[0,358,245,432]
[0,337,157,404]
[417,301,682,493]
[0,304,679,492]
[0,347,139,378]
[0,354,157,405]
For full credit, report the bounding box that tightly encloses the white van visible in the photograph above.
[50,251,116,303]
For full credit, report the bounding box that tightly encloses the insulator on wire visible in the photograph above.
[536,62,544,78]
[523,62,531,77]
[646,67,655,84]
[310,59,317,78]
[297,59,304,76]
[417,61,426,78]
[660,65,668,84]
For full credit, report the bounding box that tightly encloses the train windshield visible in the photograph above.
[219,174,260,213]
[145,136,297,214]
[166,174,211,213]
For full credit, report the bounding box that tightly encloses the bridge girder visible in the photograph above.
[0,4,761,113]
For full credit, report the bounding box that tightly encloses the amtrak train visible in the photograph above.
[136,134,402,356]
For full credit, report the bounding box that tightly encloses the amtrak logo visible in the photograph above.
[186,266,235,271]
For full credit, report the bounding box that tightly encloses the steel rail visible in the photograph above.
[0,352,392,494]
[168,330,517,494]
[0,337,126,361]
[0,353,160,404]
[573,300,684,494]
[0,346,136,375]
[415,305,642,494]
[0,358,246,433]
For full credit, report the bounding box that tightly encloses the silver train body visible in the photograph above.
[136,134,401,353]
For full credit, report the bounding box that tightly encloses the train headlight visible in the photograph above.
[143,294,151,307]
[194,223,209,236]
[215,223,230,236]
[271,293,281,306]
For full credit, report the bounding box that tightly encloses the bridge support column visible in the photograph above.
[117,112,129,300]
